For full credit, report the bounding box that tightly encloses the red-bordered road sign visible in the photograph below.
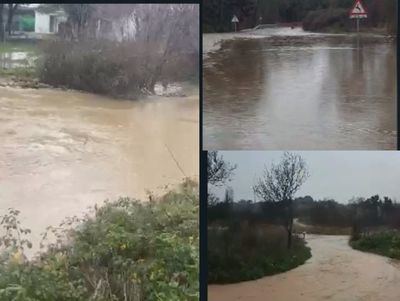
[350,0,368,19]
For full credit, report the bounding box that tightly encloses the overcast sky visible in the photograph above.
[210,151,400,204]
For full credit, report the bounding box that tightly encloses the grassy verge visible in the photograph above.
[208,223,311,284]
[350,230,400,259]
[0,180,199,300]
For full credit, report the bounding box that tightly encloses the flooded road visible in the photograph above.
[204,33,396,150]
[0,86,198,253]
[208,235,400,301]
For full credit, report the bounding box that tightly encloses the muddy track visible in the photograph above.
[208,235,400,301]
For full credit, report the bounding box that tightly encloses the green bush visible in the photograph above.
[303,8,351,32]
[208,222,311,284]
[0,180,199,300]
[350,230,400,259]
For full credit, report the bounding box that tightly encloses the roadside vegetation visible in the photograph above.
[350,230,400,259]
[0,180,199,300]
[208,223,311,283]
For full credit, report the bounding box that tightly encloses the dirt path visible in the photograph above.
[208,235,400,301]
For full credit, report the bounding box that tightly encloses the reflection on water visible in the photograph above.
[0,86,198,253]
[204,37,396,150]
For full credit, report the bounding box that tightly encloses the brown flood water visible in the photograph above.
[0,86,198,253]
[204,37,396,150]
[209,235,400,301]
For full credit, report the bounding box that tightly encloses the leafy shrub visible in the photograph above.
[208,222,311,284]
[0,180,199,300]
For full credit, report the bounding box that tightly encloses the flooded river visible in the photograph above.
[204,32,396,150]
[0,86,198,253]
[209,235,400,301]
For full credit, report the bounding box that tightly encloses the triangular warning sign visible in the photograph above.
[232,15,239,23]
[350,0,368,18]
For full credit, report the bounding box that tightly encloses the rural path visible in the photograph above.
[208,235,400,301]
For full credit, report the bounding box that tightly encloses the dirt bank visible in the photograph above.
[209,235,400,301]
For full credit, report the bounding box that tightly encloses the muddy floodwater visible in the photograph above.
[0,86,198,253]
[204,33,396,150]
[209,235,400,301]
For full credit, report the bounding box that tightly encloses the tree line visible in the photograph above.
[203,0,397,33]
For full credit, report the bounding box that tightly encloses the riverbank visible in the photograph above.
[209,235,400,301]
[0,180,199,300]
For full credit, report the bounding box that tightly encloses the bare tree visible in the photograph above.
[208,151,237,186]
[253,152,309,248]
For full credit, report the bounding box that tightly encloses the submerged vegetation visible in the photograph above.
[0,181,199,300]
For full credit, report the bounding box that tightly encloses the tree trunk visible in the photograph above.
[7,4,15,36]
[286,198,294,249]
[0,4,5,42]
[287,227,292,249]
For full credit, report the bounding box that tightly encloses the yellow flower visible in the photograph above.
[11,250,26,265]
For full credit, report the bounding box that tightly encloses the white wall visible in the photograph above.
[35,11,66,34]
[35,11,50,34]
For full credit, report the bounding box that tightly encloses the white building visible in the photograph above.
[34,10,67,34]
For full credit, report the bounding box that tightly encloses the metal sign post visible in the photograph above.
[232,15,239,32]
[349,0,368,33]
